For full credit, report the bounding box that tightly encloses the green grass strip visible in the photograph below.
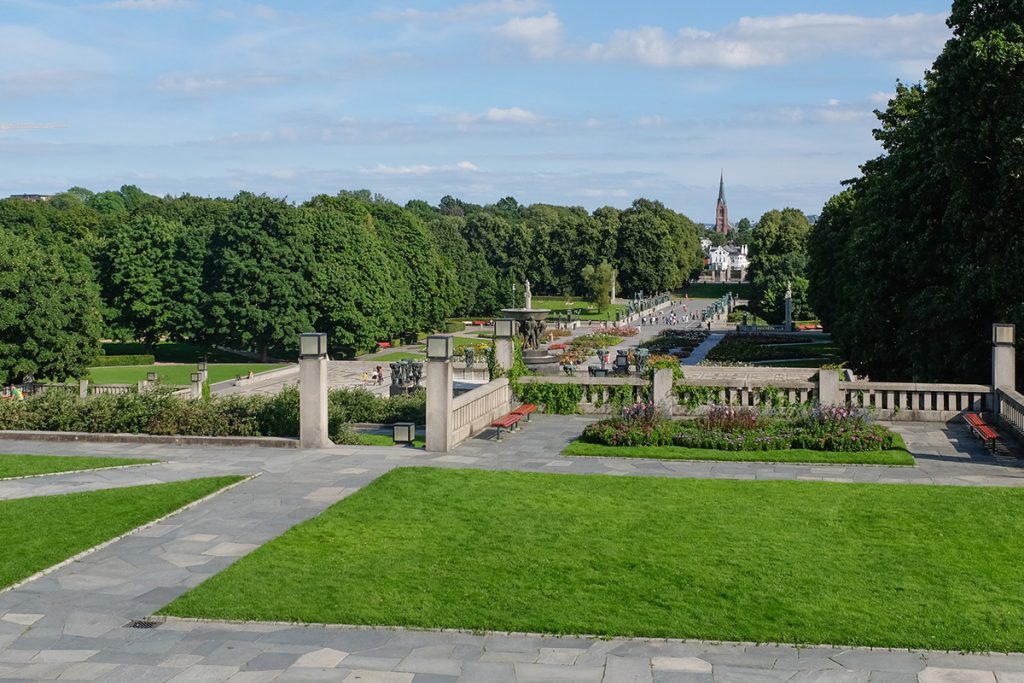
[0,454,155,479]
[561,440,914,465]
[161,468,1024,651]
[0,475,244,589]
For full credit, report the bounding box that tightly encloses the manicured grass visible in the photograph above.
[161,468,1024,651]
[87,363,287,386]
[354,433,426,449]
[0,454,155,479]
[0,476,244,589]
[678,283,752,300]
[372,352,425,361]
[528,297,627,321]
[561,439,914,465]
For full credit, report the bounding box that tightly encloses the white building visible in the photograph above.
[705,244,748,282]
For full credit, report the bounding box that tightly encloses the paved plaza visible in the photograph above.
[1,419,1023,681]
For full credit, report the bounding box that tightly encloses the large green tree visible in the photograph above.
[0,229,102,382]
[206,193,316,361]
[808,0,1024,382]
[748,208,813,324]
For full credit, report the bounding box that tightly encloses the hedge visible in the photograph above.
[92,354,156,367]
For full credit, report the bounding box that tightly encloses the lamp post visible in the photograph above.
[425,335,456,453]
[190,371,202,399]
[493,319,515,375]
[299,332,330,448]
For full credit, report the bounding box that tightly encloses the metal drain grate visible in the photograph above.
[124,619,161,629]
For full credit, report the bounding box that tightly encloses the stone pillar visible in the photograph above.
[138,380,149,393]
[652,368,674,415]
[493,338,514,377]
[784,294,794,332]
[426,358,454,453]
[190,378,202,399]
[991,323,1016,419]
[817,369,841,407]
[299,355,330,448]
[79,380,88,399]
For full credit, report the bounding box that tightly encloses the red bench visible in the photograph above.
[965,412,1001,451]
[490,413,522,440]
[511,403,538,422]
[376,341,391,350]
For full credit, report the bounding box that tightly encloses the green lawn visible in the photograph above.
[0,476,244,589]
[528,296,627,321]
[678,283,752,300]
[562,440,914,465]
[87,363,287,386]
[0,454,155,479]
[162,468,1024,651]
[354,433,426,449]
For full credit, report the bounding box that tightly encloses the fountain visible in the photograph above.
[501,279,560,372]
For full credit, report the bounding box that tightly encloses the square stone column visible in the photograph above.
[992,323,1016,419]
[652,368,674,415]
[817,369,841,407]
[493,338,514,377]
[426,359,454,453]
[300,356,330,448]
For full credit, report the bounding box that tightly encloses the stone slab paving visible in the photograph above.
[0,419,1023,680]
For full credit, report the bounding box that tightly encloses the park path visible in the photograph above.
[681,333,725,366]
[1,421,1024,681]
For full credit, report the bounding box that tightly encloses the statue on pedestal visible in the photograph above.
[524,279,532,310]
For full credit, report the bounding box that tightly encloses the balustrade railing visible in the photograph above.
[997,388,1024,442]
[841,381,988,421]
[451,378,512,445]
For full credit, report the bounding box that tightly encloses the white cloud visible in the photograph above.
[0,122,67,131]
[449,107,542,126]
[869,91,896,105]
[495,12,562,57]
[0,25,109,92]
[634,115,664,127]
[156,73,283,93]
[363,161,480,175]
[827,98,840,106]
[91,0,194,9]
[253,4,277,20]
[499,12,949,70]
[372,0,544,22]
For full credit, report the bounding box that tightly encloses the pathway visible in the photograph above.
[681,333,725,366]
[0,420,1023,681]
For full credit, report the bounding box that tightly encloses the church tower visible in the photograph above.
[714,172,730,234]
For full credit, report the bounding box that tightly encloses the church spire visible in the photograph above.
[714,171,730,234]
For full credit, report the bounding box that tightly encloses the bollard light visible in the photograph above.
[197,361,207,372]
[993,324,1015,345]
[393,422,415,444]
[146,371,158,382]
[191,372,201,383]
[300,332,328,358]
[494,318,515,339]
[426,335,454,360]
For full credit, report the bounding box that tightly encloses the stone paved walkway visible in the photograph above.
[1,420,1023,681]
[681,333,724,366]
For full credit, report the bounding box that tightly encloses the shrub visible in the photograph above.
[703,405,760,431]
[644,354,684,380]
[92,354,156,367]
[444,321,465,333]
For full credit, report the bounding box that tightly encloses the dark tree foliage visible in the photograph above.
[0,228,102,382]
[807,0,1024,382]
[748,208,813,324]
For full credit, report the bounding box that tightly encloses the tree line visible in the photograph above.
[0,189,704,382]
[807,0,1023,383]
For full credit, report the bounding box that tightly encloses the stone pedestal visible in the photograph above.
[652,368,674,415]
[992,323,1016,419]
[426,359,454,453]
[817,369,841,407]
[494,338,514,376]
[299,356,330,448]
[79,380,88,399]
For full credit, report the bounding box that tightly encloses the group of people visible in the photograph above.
[1,384,25,401]
[362,365,385,386]
[638,306,694,328]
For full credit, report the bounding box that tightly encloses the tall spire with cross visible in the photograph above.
[714,170,730,234]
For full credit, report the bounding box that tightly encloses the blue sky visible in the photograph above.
[1,0,951,221]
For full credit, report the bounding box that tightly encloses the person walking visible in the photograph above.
[375,365,384,385]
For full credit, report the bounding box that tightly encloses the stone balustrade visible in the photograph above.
[451,378,512,445]
[996,388,1024,443]
[842,381,989,421]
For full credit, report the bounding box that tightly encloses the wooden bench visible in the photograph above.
[511,403,538,422]
[490,413,522,440]
[964,412,1002,451]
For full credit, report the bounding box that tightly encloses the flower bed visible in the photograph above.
[581,404,903,453]
[569,333,622,353]
[591,325,638,337]
[641,330,709,356]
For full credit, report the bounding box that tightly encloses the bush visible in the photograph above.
[444,321,465,333]
[0,386,426,440]
[92,354,156,367]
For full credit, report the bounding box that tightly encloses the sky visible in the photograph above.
[1,0,952,222]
